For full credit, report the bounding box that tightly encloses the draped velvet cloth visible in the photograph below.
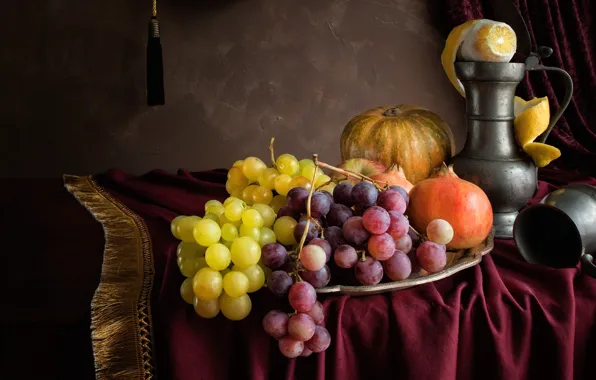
[435,0,596,174]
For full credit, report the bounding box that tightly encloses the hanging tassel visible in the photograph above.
[147,0,164,106]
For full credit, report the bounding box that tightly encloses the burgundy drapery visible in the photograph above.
[434,0,596,175]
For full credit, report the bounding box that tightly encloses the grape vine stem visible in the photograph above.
[296,154,319,259]
[269,137,277,168]
[316,160,386,191]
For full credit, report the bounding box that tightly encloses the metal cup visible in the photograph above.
[513,184,596,277]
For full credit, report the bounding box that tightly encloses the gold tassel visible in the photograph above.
[64,175,155,380]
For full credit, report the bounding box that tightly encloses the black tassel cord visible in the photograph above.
[147,0,165,106]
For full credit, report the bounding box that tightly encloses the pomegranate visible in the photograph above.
[407,164,493,249]
[370,164,414,193]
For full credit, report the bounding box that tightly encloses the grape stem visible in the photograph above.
[269,137,277,168]
[309,217,323,232]
[316,160,386,191]
[296,154,319,256]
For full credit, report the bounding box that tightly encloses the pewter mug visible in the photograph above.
[513,184,596,278]
[451,54,573,239]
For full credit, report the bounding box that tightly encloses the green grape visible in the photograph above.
[233,264,265,293]
[225,181,244,197]
[220,268,231,277]
[177,216,202,243]
[242,157,267,181]
[252,186,273,205]
[276,154,300,176]
[239,224,261,242]
[314,174,331,188]
[205,243,231,271]
[319,182,336,194]
[258,167,279,190]
[301,165,322,182]
[223,271,250,297]
[232,159,244,168]
[193,219,222,247]
[273,216,298,246]
[219,213,241,228]
[258,227,277,247]
[299,158,315,171]
[230,236,261,269]
[221,223,239,241]
[229,186,244,199]
[193,267,223,301]
[259,262,273,283]
[274,174,293,196]
[205,200,225,217]
[242,209,264,228]
[170,215,186,239]
[224,199,245,222]
[251,204,276,228]
[270,195,287,213]
[203,213,220,223]
[193,297,220,318]
[240,185,257,206]
[227,167,249,188]
[177,241,206,261]
[219,293,252,321]
[222,239,234,249]
[224,196,241,207]
[180,257,206,277]
[180,277,195,304]
[288,176,312,191]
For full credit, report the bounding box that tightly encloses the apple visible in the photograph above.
[332,158,387,184]
[370,164,413,193]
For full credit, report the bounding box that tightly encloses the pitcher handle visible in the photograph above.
[524,49,574,144]
[580,253,596,279]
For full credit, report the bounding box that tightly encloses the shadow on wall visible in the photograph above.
[0,0,464,178]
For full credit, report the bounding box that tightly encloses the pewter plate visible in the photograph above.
[316,228,495,296]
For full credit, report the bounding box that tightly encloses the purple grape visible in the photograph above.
[288,313,316,341]
[287,187,309,212]
[387,211,409,239]
[308,238,332,263]
[334,245,359,268]
[354,204,369,216]
[362,206,391,234]
[408,228,420,247]
[300,348,313,357]
[301,265,331,288]
[342,216,370,246]
[327,203,354,228]
[305,325,331,353]
[377,189,407,214]
[320,190,335,206]
[310,192,332,218]
[389,185,409,205]
[383,250,412,281]
[261,243,288,269]
[277,205,298,219]
[294,220,319,244]
[416,241,447,273]
[394,233,413,252]
[354,256,383,285]
[279,337,304,358]
[282,260,301,273]
[325,226,347,251]
[351,181,378,206]
[333,182,355,206]
[288,281,317,312]
[262,310,289,339]
[268,271,293,297]
[306,301,325,325]
[367,233,396,261]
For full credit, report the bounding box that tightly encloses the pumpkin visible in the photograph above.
[340,105,455,184]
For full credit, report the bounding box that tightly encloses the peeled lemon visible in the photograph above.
[522,142,561,168]
[441,19,517,97]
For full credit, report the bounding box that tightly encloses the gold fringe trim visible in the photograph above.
[64,175,155,380]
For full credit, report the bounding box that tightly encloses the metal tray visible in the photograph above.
[316,228,495,296]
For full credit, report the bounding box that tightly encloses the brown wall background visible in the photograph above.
[0,0,464,178]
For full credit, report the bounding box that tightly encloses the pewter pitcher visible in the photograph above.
[451,54,573,239]
[513,184,596,278]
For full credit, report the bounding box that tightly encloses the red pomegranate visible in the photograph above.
[370,164,414,193]
[407,164,493,249]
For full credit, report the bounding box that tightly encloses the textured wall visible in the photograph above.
[0,0,464,178]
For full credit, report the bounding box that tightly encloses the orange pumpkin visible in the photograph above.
[340,105,455,184]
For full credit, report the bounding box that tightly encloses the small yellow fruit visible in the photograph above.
[522,142,561,168]
[460,20,517,62]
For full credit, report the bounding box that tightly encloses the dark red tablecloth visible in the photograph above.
[93,168,596,380]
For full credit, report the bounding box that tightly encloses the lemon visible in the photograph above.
[513,96,550,147]
[522,142,561,168]
[459,20,517,63]
[441,19,478,97]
